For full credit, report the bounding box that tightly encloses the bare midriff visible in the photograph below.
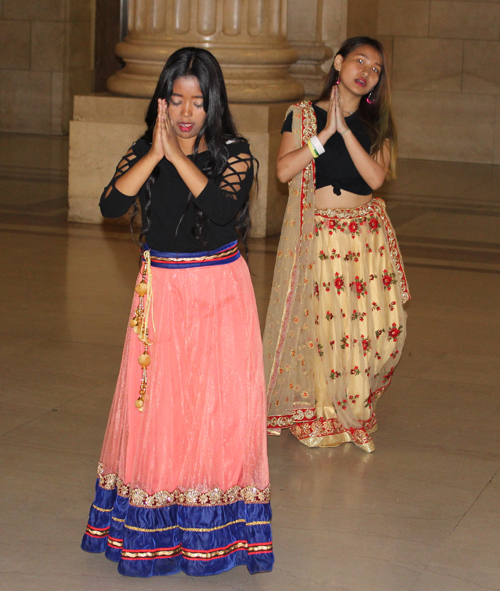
[315,185,372,210]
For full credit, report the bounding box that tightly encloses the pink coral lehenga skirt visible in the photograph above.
[81,242,274,577]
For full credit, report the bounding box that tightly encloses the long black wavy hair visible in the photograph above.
[318,36,397,179]
[131,47,252,249]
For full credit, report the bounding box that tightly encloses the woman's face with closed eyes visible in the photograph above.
[168,76,207,141]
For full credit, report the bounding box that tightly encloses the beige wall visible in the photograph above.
[2,0,500,165]
[346,0,500,164]
[378,0,500,164]
[0,0,93,135]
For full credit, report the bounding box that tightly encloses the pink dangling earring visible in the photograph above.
[336,77,340,85]
[366,90,375,104]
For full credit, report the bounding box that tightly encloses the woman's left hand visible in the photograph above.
[333,86,349,135]
[157,99,183,162]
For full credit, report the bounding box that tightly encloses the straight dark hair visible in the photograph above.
[131,47,252,248]
[318,36,397,179]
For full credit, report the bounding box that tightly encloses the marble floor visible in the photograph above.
[1,132,500,591]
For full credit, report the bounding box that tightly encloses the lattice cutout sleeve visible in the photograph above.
[195,151,254,225]
[99,144,143,219]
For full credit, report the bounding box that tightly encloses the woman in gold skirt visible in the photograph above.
[263,37,410,452]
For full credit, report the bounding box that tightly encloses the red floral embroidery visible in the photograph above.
[325,311,333,321]
[340,334,349,349]
[361,336,371,356]
[334,273,345,294]
[369,217,380,233]
[344,251,360,262]
[330,369,341,380]
[352,310,367,321]
[322,281,331,292]
[382,269,397,290]
[388,323,403,342]
[350,276,367,299]
[383,367,395,383]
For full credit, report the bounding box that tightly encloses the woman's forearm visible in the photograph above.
[277,144,313,183]
[342,131,387,190]
[113,151,162,196]
[277,128,335,183]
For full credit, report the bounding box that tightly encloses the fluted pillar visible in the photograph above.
[107,0,303,103]
[288,0,346,98]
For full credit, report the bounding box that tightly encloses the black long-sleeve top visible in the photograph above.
[99,138,254,253]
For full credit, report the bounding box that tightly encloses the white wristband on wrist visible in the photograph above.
[310,135,325,156]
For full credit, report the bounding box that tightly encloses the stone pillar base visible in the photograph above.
[68,94,289,237]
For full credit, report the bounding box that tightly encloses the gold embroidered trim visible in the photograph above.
[97,463,271,508]
[85,525,109,537]
[268,407,316,429]
[124,519,271,534]
[92,504,112,512]
[150,243,239,265]
[248,543,273,554]
[107,537,123,549]
[291,414,378,451]
[120,541,273,561]
[112,517,125,523]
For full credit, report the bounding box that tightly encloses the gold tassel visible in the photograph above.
[131,251,155,412]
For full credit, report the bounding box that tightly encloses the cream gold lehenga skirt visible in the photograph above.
[289,198,409,452]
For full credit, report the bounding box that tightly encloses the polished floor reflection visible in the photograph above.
[1,132,499,591]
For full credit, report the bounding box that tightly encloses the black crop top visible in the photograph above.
[282,104,372,196]
[99,138,254,253]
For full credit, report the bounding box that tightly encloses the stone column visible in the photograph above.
[107,0,303,103]
[69,0,307,236]
[287,0,346,98]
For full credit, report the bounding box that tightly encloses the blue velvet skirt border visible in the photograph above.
[82,480,274,577]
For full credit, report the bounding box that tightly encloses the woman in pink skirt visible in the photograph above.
[81,47,273,577]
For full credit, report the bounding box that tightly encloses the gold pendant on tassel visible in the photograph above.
[132,252,154,412]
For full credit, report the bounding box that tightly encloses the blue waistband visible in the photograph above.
[143,241,240,269]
